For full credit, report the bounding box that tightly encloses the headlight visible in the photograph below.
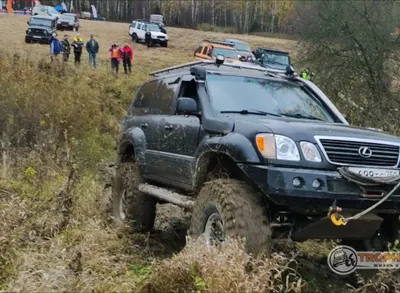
[300,141,322,162]
[27,29,31,33]
[255,134,300,161]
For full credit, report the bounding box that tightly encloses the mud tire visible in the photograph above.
[189,179,271,255]
[112,161,156,233]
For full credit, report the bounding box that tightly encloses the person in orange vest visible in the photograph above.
[109,43,122,75]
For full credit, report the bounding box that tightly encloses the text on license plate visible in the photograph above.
[348,167,400,178]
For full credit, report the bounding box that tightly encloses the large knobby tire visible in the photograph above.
[189,179,271,255]
[112,161,156,233]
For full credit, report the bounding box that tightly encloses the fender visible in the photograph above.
[118,126,147,173]
[195,132,261,164]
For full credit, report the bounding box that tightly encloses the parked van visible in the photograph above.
[32,5,59,19]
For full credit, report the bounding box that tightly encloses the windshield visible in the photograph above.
[206,74,335,122]
[61,14,75,21]
[30,18,52,27]
[212,48,239,60]
[146,24,161,32]
[234,42,251,52]
[262,53,289,66]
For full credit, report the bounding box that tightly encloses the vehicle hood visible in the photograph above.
[150,31,167,37]
[230,116,400,143]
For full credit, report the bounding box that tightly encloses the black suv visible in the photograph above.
[113,57,400,254]
[253,47,292,73]
[25,15,57,44]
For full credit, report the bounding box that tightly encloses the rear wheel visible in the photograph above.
[189,179,272,255]
[112,160,157,233]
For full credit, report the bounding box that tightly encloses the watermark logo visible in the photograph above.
[327,245,358,275]
[328,245,400,275]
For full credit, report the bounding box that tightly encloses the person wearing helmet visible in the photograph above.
[71,33,84,65]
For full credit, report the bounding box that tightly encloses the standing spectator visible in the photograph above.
[61,34,71,63]
[145,30,152,48]
[86,34,99,68]
[109,43,121,75]
[120,42,133,74]
[71,33,84,65]
[50,33,62,63]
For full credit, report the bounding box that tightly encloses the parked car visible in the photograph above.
[56,13,79,31]
[25,14,57,44]
[149,14,164,27]
[253,47,292,73]
[113,56,400,255]
[224,38,255,60]
[194,40,241,62]
[32,5,59,19]
[129,20,168,47]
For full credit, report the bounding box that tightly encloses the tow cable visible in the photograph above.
[328,168,400,227]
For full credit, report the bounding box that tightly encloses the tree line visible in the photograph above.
[14,0,300,34]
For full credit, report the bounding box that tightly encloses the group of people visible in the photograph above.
[49,33,134,75]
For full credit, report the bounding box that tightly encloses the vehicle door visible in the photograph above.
[127,79,160,175]
[137,23,145,40]
[155,76,201,186]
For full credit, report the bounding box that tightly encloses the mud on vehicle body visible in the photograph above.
[113,56,400,255]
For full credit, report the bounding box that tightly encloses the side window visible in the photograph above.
[201,45,208,55]
[131,80,158,115]
[132,21,136,28]
[150,78,180,115]
[194,46,202,56]
[137,23,142,30]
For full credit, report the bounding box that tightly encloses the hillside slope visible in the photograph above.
[1,14,399,293]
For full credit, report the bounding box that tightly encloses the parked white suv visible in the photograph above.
[129,20,168,47]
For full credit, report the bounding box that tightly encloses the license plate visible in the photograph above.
[33,36,41,39]
[347,167,400,178]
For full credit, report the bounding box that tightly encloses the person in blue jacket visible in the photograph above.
[50,33,62,63]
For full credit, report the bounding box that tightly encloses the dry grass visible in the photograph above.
[0,13,399,293]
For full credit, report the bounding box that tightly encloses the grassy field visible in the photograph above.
[0,13,399,293]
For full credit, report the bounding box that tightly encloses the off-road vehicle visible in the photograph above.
[253,47,292,73]
[194,40,241,62]
[129,19,168,47]
[224,38,255,61]
[25,15,57,44]
[56,13,79,31]
[113,56,400,255]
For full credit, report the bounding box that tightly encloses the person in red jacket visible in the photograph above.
[120,43,133,74]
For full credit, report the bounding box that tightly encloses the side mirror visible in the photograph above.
[176,97,198,115]
[27,21,29,24]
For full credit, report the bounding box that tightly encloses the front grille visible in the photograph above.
[317,137,400,167]
[61,22,69,25]
[157,36,165,39]
[31,29,46,35]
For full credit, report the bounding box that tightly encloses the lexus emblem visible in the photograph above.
[358,147,372,158]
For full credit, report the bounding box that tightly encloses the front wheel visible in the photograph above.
[161,41,168,48]
[189,179,272,255]
[112,161,157,233]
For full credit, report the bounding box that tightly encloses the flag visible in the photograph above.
[61,2,67,11]
[7,0,13,14]
[91,4,97,18]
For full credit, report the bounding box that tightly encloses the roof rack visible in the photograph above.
[201,40,235,47]
[149,59,269,77]
[149,60,214,77]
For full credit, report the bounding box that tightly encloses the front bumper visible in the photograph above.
[150,38,167,44]
[25,35,50,43]
[239,164,400,214]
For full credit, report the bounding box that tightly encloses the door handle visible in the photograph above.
[140,123,148,128]
[164,124,174,130]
